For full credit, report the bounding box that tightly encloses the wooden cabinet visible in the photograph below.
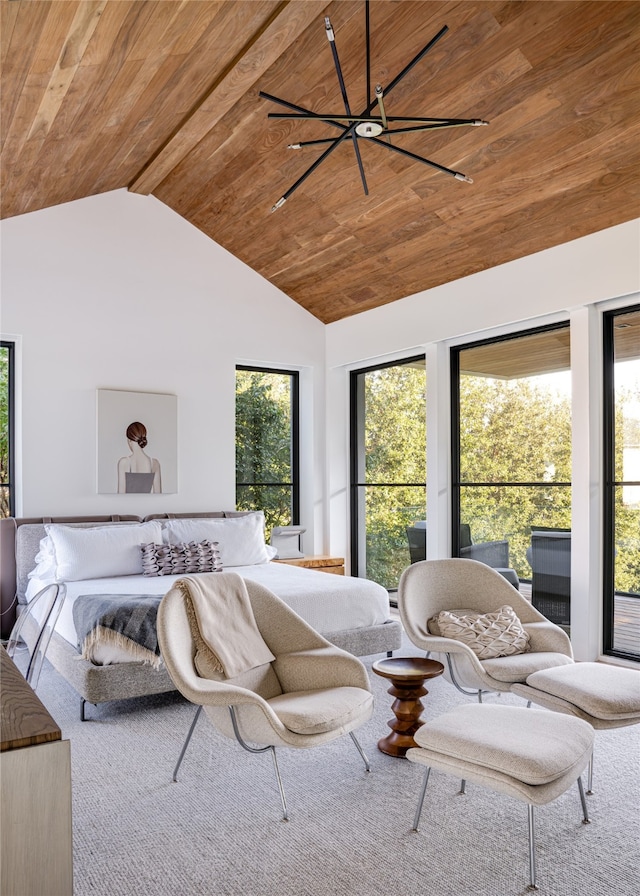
[274,555,345,575]
[1,647,73,896]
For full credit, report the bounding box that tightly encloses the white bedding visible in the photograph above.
[50,562,392,664]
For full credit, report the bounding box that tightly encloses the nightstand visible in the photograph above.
[274,555,345,575]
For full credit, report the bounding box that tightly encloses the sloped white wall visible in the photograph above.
[0,190,326,548]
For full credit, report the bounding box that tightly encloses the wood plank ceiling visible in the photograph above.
[2,1,639,324]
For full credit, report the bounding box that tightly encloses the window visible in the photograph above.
[235,366,299,537]
[452,323,572,624]
[603,305,640,660]
[0,341,15,518]
[350,356,426,591]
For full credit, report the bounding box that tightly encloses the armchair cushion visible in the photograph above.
[267,687,374,736]
[436,605,530,660]
[480,651,573,683]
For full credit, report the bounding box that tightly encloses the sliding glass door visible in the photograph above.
[603,305,640,659]
[452,323,572,625]
[350,356,426,592]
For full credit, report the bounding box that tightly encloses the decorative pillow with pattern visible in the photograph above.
[436,605,530,659]
[140,541,223,577]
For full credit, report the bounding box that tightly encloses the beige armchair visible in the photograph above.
[157,573,374,820]
[397,559,573,701]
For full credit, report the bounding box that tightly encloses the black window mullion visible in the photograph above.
[0,340,15,518]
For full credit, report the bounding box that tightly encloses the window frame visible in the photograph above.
[450,320,571,560]
[235,364,300,526]
[349,353,426,584]
[602,302,640,660]
[0,339,15,518]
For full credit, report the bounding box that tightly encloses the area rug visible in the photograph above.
[33,638,639,896]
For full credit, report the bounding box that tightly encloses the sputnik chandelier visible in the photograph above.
[260,1,488,212]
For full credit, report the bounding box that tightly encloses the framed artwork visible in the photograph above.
[97,389,177,494]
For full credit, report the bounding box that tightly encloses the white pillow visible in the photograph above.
[162,514,270,566]
[28,536,58,582]
[42,521,164,582]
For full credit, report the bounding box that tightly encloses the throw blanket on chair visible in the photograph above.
[175,572,275,677]
[73,594,164,668]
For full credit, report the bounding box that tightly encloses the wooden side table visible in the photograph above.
[274,555,345,575]
[372,656,444,757]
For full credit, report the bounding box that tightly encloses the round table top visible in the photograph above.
[372,656,444,681]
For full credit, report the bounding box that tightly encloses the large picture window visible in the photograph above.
[452,323,572,625]
[0,341,15,518]
[603,305,640,660]
[350,356,426,592]
[235,366,299,536]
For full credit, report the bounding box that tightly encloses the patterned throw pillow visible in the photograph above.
[436,605,530,659]
[140,541,223,577]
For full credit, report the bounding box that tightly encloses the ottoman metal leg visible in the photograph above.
[527,804,537,891]
[587,755,594,794]
[412,766,431,831]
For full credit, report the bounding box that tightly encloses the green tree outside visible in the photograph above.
[235,369,294,536]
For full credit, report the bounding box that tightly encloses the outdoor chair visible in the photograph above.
[527,527,571,626]
[406,522,519,587]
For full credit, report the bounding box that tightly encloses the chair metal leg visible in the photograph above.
[444,654,492,702]
[349,730,371,772]
[268,745,289,821]
[173,705,203,782]
[412,766,431,831]
[577,775,590,824]
[527,804,538,890]
[229,706,289,821]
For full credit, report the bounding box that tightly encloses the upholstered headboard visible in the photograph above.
[0,511,244,638]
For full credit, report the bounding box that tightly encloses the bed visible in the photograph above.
[1,512,401,717]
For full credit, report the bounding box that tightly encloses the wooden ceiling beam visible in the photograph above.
[128,0,329,196]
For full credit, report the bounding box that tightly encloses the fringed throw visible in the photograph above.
[73,594,164,668]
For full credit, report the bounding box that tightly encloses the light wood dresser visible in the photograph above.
[1,646,73,895]
[274,555,345,575]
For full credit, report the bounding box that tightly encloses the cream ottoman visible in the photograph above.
[407,704,594,891]
[511,662,640,792]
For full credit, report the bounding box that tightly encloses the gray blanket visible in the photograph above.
[73,594,164,667]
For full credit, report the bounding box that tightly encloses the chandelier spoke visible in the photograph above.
[325,15,368,195]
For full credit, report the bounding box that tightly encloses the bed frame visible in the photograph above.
[0,513,402,718]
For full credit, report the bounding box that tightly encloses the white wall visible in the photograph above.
[324,218,640,660]
[0,189,327,550]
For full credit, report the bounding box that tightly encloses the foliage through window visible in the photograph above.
[235,367,299,538]
[453,324,572,606]
[0,341,14,518]
[350,357,426,591]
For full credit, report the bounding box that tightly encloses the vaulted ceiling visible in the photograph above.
[2,1,639,323]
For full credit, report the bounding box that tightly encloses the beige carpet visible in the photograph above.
[32,637,639,896]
